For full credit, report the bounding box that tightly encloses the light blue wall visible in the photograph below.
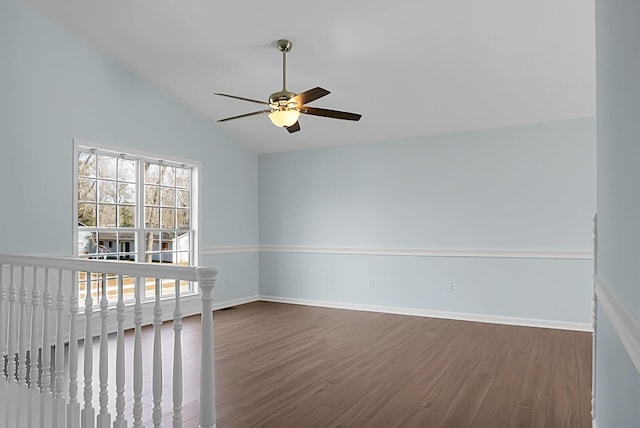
[0,0,599,327]
[595,0,640,425]
[594,311,640,427]
[259,119,596,324]
[260,253,592,323]
[0,0,259,302]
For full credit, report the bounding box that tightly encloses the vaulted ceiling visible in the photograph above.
[26,0,595,154]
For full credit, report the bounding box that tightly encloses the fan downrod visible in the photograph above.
[275,39,294,97]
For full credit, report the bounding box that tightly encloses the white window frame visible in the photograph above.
[72,139,201,298]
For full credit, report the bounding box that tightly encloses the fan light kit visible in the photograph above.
[215,39,362,133]
[269,109,300,127]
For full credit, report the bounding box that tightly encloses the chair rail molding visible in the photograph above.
[201,245,260,255]
[259,245,593,260]
[593,274,640,373]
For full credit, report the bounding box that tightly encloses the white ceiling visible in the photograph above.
[26,0,595,154]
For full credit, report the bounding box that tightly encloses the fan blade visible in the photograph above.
[289,87,330,106]
[217,110,271,122]
[214,93,269,106]
[286,121,301,133]
[300,106,362,121]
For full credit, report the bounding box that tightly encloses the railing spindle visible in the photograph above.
[152,278,163,427]
[97,274,111,427]
[113,275,127,428]
[67,270,80,428]
[18,265,29,385]
[28,267,42,428]
[132,276,144,427]
[41,268,51,390]
[29,267,41,387]
[6,265,18,427]
[41,268,53,428]
[172,279,183,428]
[81,271,95,427]
[54,269,67,427]
[7,266,17,381]
[18,266,29,425]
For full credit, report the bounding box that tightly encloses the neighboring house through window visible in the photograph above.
[74,142,198,300]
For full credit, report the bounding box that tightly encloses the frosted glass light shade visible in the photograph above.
[268,109,300,127]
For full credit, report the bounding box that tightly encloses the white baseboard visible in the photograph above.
[75,290,592,340]
[258,295,592,332]
[594,274,640,373]
[213,295,259,310]
[592,418,597,428]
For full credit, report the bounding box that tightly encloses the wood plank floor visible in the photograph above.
[117,301,592,427]
[206,302,591,427]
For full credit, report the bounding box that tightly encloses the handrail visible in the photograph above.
[0,253,203,281]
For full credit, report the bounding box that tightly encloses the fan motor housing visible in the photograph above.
[269,90,296,106]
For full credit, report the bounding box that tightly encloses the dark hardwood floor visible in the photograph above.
[116,301,591,427]
[201,302,591,428]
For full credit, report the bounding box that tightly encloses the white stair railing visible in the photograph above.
[0,254,217,428]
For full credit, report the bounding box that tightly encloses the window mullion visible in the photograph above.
[137,159,145,263]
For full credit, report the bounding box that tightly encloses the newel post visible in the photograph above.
[197,267,218,428]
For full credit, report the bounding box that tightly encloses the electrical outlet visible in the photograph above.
[445,282,454,293]
[369,279,375,288]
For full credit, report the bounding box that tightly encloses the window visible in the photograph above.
[75,144,197,300]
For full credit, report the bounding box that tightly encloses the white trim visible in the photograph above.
[73,138,202,169]
[259,245,593,260]
[201,246,260,255]
[124,245,591,259]
[72,142,80,255]
[213,295,259,310]
[593,419,597,428]
[594,275,640,373]
[259,295,593,332]
[72,138,202,265]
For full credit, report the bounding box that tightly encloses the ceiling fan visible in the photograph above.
[215,39,362,134]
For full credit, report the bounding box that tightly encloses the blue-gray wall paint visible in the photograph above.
[0,0,259,302]
[259,119,596,324]
[1,0,599,329]
[595,0,640,425]
[260,253,592,324]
